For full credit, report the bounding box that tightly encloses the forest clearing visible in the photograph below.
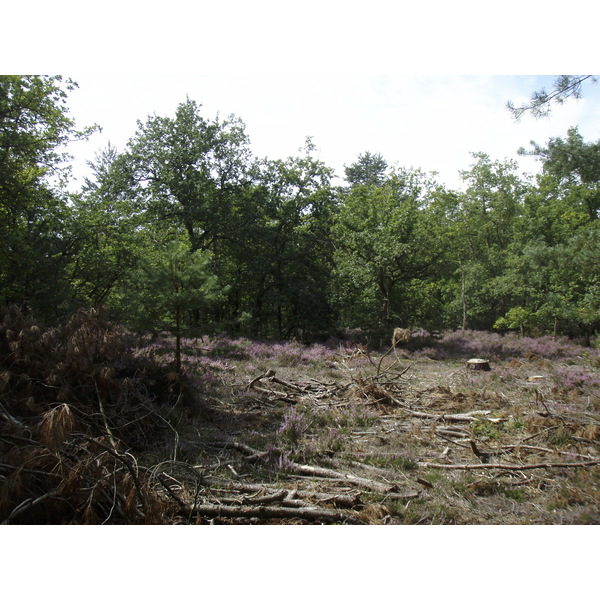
[3,75,600,525]
[2,308,599,525]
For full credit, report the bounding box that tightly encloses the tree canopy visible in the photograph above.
[1,74,599,345]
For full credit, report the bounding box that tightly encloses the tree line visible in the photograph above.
[2,75,599,347]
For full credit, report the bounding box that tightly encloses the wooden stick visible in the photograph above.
[403,408,492,422]
[183,502,365,524]
[207,440,268,460]
[225,482,362,509]
[1,491,57,525]
[418,459,600,471]
[292,463,395,494]
[243,490,288,505]
[251,386,299,403]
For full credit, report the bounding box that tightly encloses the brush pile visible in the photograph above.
[0,307,185,524]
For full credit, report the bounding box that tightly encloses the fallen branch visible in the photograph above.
[436,427,470,438]
[1,490,59,525]
[403,408,493,422]
[243,489,288,505]
[247,370,276,390]
[225,482,363,509]
[207,440,268,461]
[157,474,187,507]
[292,463,396,494]
[503,444,596,460]
[418,459,600,471]
[82,435,149,519]
[251,386,299,403]
[183,502,364,524]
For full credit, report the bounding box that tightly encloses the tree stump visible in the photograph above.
[466,358,490,371]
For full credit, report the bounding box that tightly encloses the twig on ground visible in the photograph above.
[403,408,493,422]
[1,490,59,525]
[418,459,600,471]
[292,463,397,494]
[183,502,365,524]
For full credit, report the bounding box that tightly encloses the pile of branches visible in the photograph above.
[0,307,187,524]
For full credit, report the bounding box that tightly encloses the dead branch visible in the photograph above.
[502,444,596,461]
[435,427,470,438]
[418,459,600,471]
[243,489,288,505]
[157,473,187,507]
[1,490,59,525]
[182,502,365,524]
[247,370,276,390]
[224,482,363,509]
[251,386,299,403]
[403,408,493,422]
[469,440,491,463]
[207,440,268,461]
[415,477,434,489]
[82,435,149,518]
[269,376,305,392]
[291,463,396,494]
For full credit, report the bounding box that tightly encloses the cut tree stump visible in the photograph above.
[466,358,491,371]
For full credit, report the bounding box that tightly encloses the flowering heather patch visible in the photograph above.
[500,334,590,360]
[412,346,446,360]
[317,428,345,454]
[439,330,598,361]
[242,340,336,368]
[552,366,600,391]
[276,406,306,449]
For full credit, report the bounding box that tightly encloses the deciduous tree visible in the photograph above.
[0,75,98,321]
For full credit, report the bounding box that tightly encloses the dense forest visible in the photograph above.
[2,75,599,348]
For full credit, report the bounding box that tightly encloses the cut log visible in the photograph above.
[466,358,491,371]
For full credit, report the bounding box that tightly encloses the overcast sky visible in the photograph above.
[4,1,600,192]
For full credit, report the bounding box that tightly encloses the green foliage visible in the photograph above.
[471,419,503,440]
[494,307,533,336]
[0,75,98,321]
[66,143,151,309]
[2,78,599,344]
[333,165,444,328]
[343,151,388,187]
[124,97,254,253]
[128,239,223,370]
[507,75,598,121]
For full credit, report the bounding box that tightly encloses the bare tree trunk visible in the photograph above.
[175,306,182,372]
[458,251,467,330]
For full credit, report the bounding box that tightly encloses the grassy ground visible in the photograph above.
[134,329,600,524]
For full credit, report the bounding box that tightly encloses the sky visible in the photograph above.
[60,73,600,192]
[3,1,600,194]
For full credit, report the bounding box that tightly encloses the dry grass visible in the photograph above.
[2,315,599,524]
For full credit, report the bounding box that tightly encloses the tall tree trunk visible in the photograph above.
[175,305,182,372]
[458,251,467,330]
